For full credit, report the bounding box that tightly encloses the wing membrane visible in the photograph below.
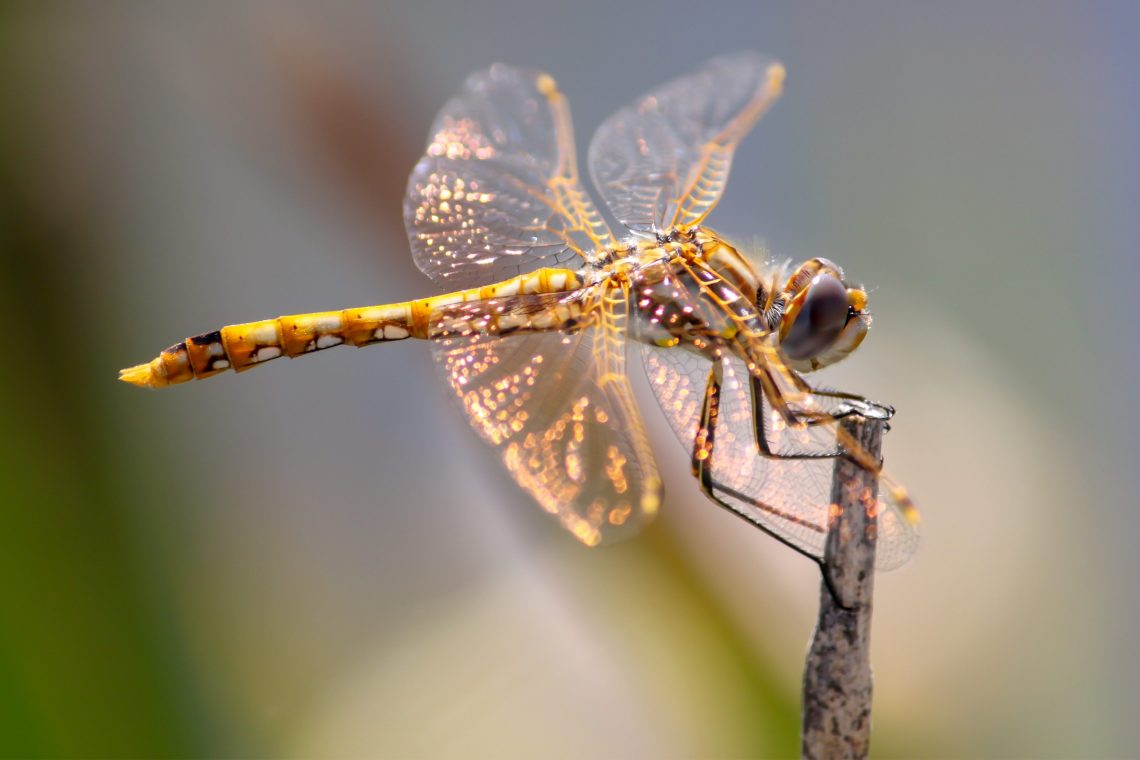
[405,65,614,289]
[588,52,785,235]
[432,286,661,546]
[642,346,919,569]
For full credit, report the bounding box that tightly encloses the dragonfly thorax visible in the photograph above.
[628,240,876,376]
[632,262,767,356]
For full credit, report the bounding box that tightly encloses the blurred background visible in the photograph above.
[2,1,1138,756]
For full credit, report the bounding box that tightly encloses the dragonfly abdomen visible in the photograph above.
[119,267,581,388]
[117,305,417,388]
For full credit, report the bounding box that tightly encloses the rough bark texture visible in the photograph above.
[801,415,882,760]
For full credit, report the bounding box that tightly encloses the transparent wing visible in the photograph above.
[872,473,921,571]
[642,346,919,569]
[588,51,785,235]
[405,65,614,289]
[432,285,661,546]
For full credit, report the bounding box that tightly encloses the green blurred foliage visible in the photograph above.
[0,6,199,754]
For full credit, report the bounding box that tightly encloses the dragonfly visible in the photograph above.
[121,52,919,569]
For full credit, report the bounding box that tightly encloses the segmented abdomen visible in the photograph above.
[119,268,581,388]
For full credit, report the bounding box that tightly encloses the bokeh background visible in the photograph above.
[3,1,1138,757]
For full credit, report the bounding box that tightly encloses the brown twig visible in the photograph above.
[801,415,882,760]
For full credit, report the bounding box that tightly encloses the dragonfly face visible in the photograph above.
[122,52,919,569]
[774,259,872,373]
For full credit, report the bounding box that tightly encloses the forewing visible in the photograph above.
[588,52,785,235]
[405,65,614,289]
[432,286,661,546]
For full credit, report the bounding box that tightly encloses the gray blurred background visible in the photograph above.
[2,1,1138,756]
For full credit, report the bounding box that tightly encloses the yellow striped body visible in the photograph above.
[119,268,582,389]
[120,233,793,390]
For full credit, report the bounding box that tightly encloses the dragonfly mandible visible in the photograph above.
[121,52,920,569]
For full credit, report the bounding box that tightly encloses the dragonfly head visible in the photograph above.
[777,265,870,373]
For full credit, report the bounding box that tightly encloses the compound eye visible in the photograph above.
[782,274,850,361]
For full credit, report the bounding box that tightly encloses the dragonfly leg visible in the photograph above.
[747,369,887,475]
[689,363,888,578]
[690,368,720,494]
[804,387,894,421]
[749,371,842,460]
[691,367,823,564]
[767,356,895,422]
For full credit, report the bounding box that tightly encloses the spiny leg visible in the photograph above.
[690,367,720,493]
[749,369,845,460]
[690,366,824,563]
[760,345,893,423]
[694,366,870,602]
[786,381,894,422]
[716,333,856,462]
[689,362,902,593]
[747,367,887,477]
